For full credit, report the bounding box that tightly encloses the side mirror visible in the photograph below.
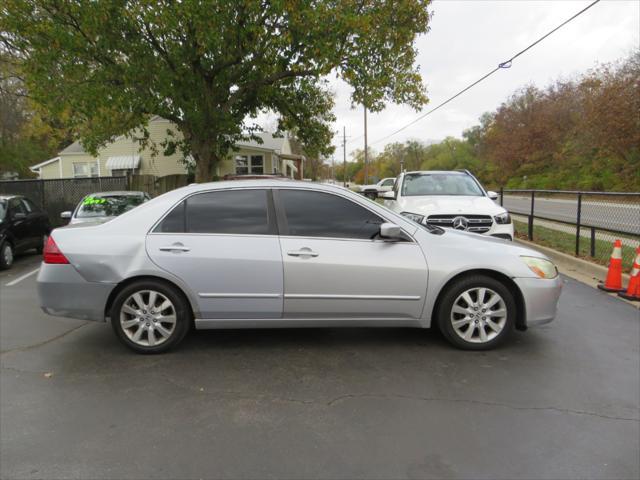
[60,211,72,219]
[487,191,499,201]
[379,222,403,240]
[381,191,396,200]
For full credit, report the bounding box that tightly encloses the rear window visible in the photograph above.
[77,195,147,218]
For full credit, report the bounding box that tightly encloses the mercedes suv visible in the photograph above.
[382,170,514,240]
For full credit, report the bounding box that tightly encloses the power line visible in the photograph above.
[367,0,601,147]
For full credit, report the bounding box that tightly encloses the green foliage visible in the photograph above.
[0,53,71,177]
[1,0,432,181]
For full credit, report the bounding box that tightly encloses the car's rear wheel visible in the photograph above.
[437,275,515,350]
[0,242,14,270]
[110,280,191,354]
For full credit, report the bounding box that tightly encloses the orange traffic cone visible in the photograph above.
[598,240,625,292]
[618,247,640,301]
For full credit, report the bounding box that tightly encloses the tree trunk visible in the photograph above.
[192,142,219,183]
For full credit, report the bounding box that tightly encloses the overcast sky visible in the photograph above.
[262,0,639,161]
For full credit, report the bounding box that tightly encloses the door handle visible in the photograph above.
[287,248,319,258]
[159,244,190,252]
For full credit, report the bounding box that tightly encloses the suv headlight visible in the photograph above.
[494,212,511,224]
[521,256,558,279]
[401,212,425,224]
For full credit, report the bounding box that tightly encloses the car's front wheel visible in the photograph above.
[110,280,191,354]
[437,275,515,350]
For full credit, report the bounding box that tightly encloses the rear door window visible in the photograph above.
[21,198,39,213]
[155,189,274,235]
[8,198,28,217]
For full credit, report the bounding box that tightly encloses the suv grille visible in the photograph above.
[426,214,493,233]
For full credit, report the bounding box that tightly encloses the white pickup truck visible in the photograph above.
[359,177,396,199]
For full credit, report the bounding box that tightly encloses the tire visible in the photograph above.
[0,242,14,270]
[437,274,515,350]
[110,280,191,354]
[35,235,47,254]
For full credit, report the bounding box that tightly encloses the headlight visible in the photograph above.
[521,256,558,279]
[494,212,511,224]
[401,212,425,224]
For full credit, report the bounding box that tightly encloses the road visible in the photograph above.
[1,253,639,479]
[502,195,640,236]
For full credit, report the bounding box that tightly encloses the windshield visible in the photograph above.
[401,173,484,197]
[0,200,6,221]
[76,195,146,218]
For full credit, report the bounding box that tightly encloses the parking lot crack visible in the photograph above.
[0,323,89,357]
[156,374,320,405]
[326,393,640,422]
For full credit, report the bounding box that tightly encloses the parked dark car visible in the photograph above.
[0,195,51,269]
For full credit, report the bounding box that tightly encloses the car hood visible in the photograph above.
[399,195,505,216]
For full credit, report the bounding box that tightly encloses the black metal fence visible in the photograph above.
[500,188,640,267]
[0,177,128,227]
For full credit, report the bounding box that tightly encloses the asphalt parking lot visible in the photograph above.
[1,253,639,480]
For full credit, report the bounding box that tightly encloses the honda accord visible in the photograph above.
[37,180,562,353]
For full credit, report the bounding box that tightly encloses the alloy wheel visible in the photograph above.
[450,287,507,344]
[120,290,177,347]
[2,244,13,267]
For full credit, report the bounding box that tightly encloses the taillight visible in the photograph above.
[43,236,69,264]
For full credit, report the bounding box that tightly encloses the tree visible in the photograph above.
[1,0,432,182]
[0,52,71,177]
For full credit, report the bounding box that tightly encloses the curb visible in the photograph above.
[515,239,638,308]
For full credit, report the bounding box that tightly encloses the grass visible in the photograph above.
[513,220,638,270]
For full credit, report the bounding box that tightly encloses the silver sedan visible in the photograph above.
[37,180,562,353]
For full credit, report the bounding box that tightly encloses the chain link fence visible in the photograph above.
[500,189,640,269]
[0,177,128,227]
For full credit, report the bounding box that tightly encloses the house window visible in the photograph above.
[73,162,98,178]
[250,155,264,174]
[234,155,264,175]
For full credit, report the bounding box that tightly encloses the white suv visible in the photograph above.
[382,170,514,240]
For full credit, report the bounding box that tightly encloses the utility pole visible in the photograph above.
[331,154,335,182]
[342,126,347,187]
[363,106,368,185]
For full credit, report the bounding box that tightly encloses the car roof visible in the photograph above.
[404,170,467,175]
[179,178,353,195]
[0,195,21,201]
[84,191,147,197]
